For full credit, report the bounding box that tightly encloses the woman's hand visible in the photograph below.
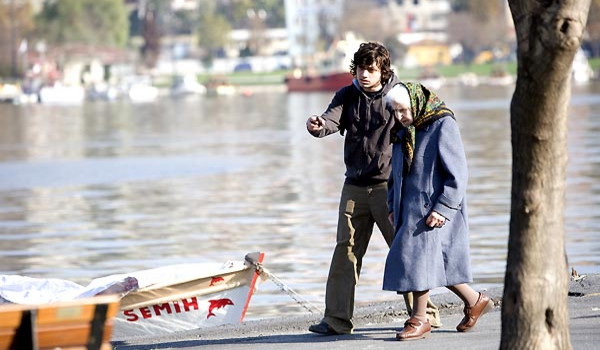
[426,211,446,228]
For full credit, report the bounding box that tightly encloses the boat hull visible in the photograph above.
[285,72,353,92]
[111,252,265,340]
[0,252,265,340]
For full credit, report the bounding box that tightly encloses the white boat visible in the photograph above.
[38,84,85,105]
[572,49,594,84]
[86,82,120,101]
[0,252,266,340]
[481,73,515,86]
[170,74,207,97]
[119,75,160,103]
[0,83,21,103]
[458,72,480,87]
[111,251,265,340]
[128,83,159,103]
[205,76,236,96]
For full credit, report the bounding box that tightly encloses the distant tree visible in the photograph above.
[316,4,346,53]
[36,0,128,47]
[339,0,400,43]
[449,0,469,12]
[0,0,34,78]
[218,0,284,29]
[172,9,198,35]
[446,12,483,63]
[140,3,160,68]
[202,0,283,59]
[447,0,508,62]
[246,8,268,56]
[197,0,231,65]
[138,0,172,69]
[222,0,252,28]
[383,36,407,66]
[501,1,591,349]
[459,0,505,22]
[260,0,285,28]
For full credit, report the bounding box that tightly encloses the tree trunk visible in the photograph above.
[501,1,590,349]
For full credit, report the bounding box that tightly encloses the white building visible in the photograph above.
[284,0,344,68]
[385,0,452,45]
[170,0,197,11]
[211,28,292,74]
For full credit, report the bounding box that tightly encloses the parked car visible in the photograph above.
[233,62,252,72]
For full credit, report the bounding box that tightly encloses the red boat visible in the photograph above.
[285,71,354,92]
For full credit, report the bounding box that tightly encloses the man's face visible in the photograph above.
[356,63,382,92]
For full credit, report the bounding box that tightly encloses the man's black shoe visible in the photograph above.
[308,321,340,335]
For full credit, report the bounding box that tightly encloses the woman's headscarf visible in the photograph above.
[398,82,455,173]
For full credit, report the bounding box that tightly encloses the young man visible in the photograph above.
[306,42,440,335]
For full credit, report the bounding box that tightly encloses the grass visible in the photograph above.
[395,62,518,80]
[197,71,287,85]
[590,57,600,71]
[191,59,599,86]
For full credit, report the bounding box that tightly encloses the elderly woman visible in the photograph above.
[383,82,493,341]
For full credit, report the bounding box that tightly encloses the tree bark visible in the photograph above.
[501,1,590,349]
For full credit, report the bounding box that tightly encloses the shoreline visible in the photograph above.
[114,274,600,350]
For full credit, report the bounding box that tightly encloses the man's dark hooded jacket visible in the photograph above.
[309,74,401,186]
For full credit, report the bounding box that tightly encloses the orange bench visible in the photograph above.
[0,295,120,350]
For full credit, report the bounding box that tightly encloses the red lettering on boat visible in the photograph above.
[153,303,172,316]
[182,297,199,311]
[123,309,138,322]
[123,297,201,322]
[140,307,152,319]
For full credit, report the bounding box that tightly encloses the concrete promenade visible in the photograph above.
[114,275,600,350]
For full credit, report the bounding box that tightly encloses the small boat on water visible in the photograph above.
[204,76,236,96]
[128,83,159,103]
[572,49,594,84]
[38,84,85,105]
[170,74,207,97]
[0,252,265,340]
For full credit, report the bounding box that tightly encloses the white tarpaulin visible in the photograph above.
[0,274,138,304]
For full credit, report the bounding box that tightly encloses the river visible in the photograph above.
[0,81,599,320]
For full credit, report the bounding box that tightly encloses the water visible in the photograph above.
[1,82,599,320]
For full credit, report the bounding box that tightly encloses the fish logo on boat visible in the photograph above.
[209,276,224,286]
[206,298,234,318]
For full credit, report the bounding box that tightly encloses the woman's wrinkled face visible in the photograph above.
[356,64,383,92]
[389,87,413,127]
[392,101,413,127]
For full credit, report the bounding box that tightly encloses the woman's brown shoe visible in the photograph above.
[396,317,431,341]
[456,292,494,332]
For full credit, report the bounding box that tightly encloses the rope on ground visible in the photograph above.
[252,262,323,315]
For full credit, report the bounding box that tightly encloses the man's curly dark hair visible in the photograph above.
[349,42,393,84]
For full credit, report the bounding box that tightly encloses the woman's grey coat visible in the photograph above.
[383,117,472,292]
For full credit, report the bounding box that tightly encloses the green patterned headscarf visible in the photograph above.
[399,82,455,172]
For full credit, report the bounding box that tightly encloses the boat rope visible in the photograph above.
[252,262,323,315]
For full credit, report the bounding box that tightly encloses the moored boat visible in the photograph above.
[38,84,85,105]
[204,76,236,96]
[0,252,266,340]
[112,251,265,340]
[170,74,207,97]
[285,71,353,92]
